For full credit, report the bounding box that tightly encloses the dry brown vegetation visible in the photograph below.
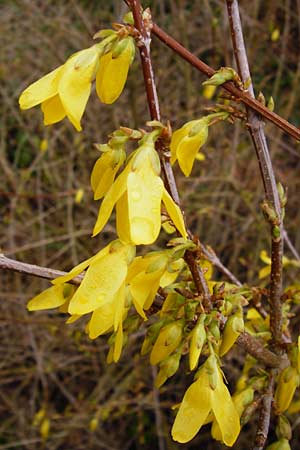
[1,0,300,448]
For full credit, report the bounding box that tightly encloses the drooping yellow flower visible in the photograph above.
[91,145,126,200]
[96,37,135,104]
[92,138,187,245]
[19,36,135,131]
[170,112,228,176]
[170,118,209,177]
[172,355,240,445]
[219,311,244,357]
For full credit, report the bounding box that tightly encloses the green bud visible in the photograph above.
[202,67,238,87]
[276,415,292,441]
[257,92,266,105]
[209,320,221,341]
[155,350,181,388]
[123,11,134,24]
[261,200,279,224]
[273,225,281,240]
[111,37,131,59]
[93,29,116,40]
[189,315,207,370]
[150,321,183,365]
[267,96,275,112]
[277,182,287,208]
[266,439,291,450]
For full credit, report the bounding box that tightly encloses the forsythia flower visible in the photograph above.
[19,36,135,131]
[170,118,210,176]
[92,136,187,245]
[172,354,240,445]
[170,112,228,176]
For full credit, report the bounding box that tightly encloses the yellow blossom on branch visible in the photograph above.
[19,34,135,131]
[172,354,240,445]
[92,133,187,245]
[170,112,228,176]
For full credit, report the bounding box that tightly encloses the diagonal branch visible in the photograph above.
[150,23,300,142]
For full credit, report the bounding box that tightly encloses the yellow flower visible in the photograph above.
[170,113,228,176]
[172,355,240,445]
[91,145,126,200]
[92,138,187,245]
[19,37,135,131]
[170,118,209,176]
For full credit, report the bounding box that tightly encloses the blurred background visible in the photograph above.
[1,0,300,448]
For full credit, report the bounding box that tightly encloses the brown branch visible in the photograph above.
[236,333,287,369]
[150,23,300,142]
[252,371,276,450]
[225,0,283,348]
[0,254,82,285]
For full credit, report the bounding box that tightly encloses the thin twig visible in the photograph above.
[150,23,300,142]
[252,371,276,450]
[225,0,283,347]
[0,254,82,285]
[236,333,287,370]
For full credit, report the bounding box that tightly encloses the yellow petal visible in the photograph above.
[68,251,128,315]
[259,265,271,279]
[41,94,66,125]
[170,120,198,165]
[91,151,123,200]
[52,245,110,285]
[92,163,130,237]
[172,372,212,443]
[113,283,126,331]
[211,369,240,446]
[19,66,62,109]
[116,193,132,244]
[88,303,115,339]
[160,259,184,288]
[162,188,187,238]
[176,125,208,176]
[275,367,299,413]
[113,324,124,362]
[66,314,81,324]
[27,284,67,310]
[127,167,164,245]
[96,38,133,104]
[130,269,162,317]
[58,46,99,131]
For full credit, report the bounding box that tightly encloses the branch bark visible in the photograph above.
[150,22,300,141]
[225,0,284,348]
